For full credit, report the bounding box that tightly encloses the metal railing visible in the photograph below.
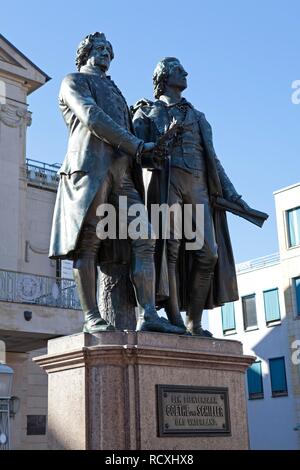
[236,252,280,274]
[0,269,80,310]
[26,158,60,190]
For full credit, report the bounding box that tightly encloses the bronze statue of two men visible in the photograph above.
[49,32,266,336]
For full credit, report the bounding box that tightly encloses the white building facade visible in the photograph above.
[207,183,300,449]
[0,34,83,450]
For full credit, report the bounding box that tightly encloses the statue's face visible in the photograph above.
[166,60,188,91]
[87,38,112,72]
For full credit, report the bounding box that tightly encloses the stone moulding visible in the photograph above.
[34,341,254,374]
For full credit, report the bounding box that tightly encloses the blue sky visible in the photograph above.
[1,0,299,262]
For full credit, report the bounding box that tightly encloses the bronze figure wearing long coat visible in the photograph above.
[49,64,144,261]
[133,98,239,310]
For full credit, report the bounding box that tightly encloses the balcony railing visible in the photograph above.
[26,158,60,190]
[0,269,81,310]
[236,252,280,274]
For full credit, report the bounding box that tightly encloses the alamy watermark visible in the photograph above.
[291,80,300,104]
[96,197,205,251]
[291,339,300,365]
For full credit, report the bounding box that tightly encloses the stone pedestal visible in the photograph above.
[34,332,254,450]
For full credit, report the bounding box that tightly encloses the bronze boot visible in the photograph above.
[131,254,186,334]
[186,271,213,337]
[73,257,115,333]
[165,265,187,330]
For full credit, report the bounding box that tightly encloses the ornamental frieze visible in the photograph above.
[0,103,32,127]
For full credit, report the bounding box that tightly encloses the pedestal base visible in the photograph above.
[34,332,254,450]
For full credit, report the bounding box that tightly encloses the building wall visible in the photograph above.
[8,349,48,450]
[24,186,57,277]
[0,78,29,272]
[206,183,300,449]
[274,183,300,262]
[206,263,298,449]
[0,36,82,450]
[274,183,300,448]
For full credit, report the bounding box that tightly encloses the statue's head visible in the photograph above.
[153,57,188,98]
[75,32,114,72]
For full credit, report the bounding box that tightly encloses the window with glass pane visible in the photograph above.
[221,302,236,333]
[287,207,300,247]
[294,277,300,315]
[242,294,257,330]
[263,288,281,324]
[247,361,264,399]
[269,357,288,397]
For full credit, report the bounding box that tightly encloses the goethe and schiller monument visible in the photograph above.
[35,32,267,450]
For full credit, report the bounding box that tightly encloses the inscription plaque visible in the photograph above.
[156,385,231,437]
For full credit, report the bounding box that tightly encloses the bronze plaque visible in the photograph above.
[156,385,231,437]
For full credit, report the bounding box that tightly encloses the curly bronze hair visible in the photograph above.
[75,32,114,71]
[153,57,180,99]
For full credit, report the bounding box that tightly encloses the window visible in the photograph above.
[263,288,281,324]
[293,276,300,315]
[269,357,288,397]
[221,302,236,334]
[287,207,300,247]
[242,294,257,330]
[27,415,47,435]
[247,361,264,399]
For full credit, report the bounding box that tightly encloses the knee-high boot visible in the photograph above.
[186,270,213,337]
[73,257,114,333]
[165,263,186,329]
[131,246,186,334]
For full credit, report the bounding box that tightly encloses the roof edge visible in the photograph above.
[273,182,300,196]
[0,33,51,82]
